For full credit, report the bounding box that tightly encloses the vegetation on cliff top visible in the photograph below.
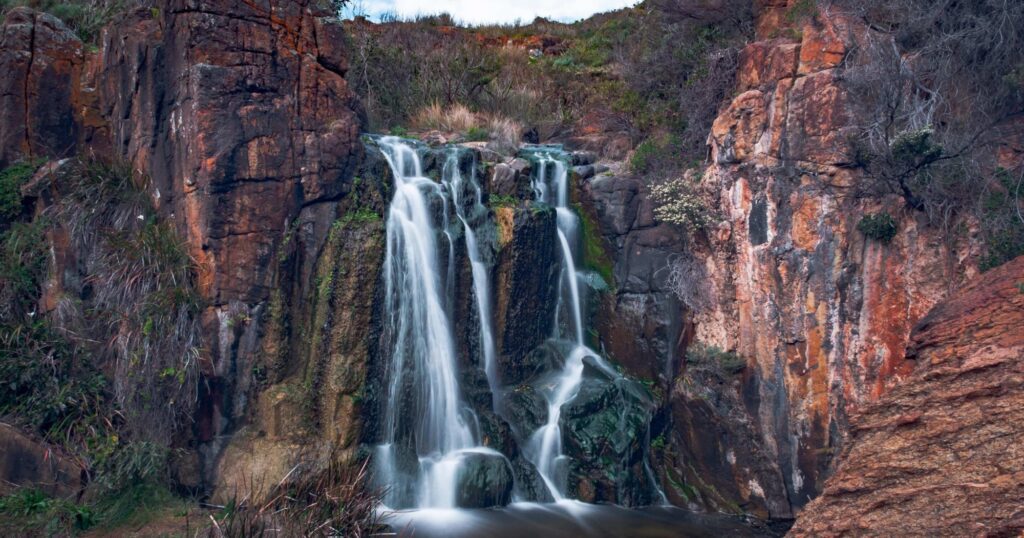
[838,0,1024,269]
[345,0,750,166]
[0,0,132,43]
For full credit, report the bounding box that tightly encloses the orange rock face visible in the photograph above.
[692,5,979,513]
[790,255,1024,536]
[92,0,364,458]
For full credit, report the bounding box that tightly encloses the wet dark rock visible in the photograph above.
[457,452,515,508]
[573,165,596,180]
[502,382,548,438]
[495,205,560,385]
[562,360,657,506]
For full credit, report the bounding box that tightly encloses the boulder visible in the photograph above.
[0,423,82,498]
[456,451,515,508]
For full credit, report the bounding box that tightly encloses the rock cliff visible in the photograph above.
[0,0,369,495]
[577,0,1005,519]
[790,254,1024,536]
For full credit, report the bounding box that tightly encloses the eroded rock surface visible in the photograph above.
[0,9,85,167]
[790,255,1024,537]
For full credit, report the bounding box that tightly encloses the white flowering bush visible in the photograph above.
[650,175,713,232]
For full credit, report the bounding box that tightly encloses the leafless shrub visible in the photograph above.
[650,0,754,28]
[664,254,713,312]
[833,0,1024,266]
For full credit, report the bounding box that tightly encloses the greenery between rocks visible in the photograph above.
[686,343,746,376]
[0,0,137,43]
[0,160,40,224]
[857,212,899,244]
[0,158,203,535]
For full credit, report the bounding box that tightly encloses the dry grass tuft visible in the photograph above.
[413,102,479,133]
[203,457,385,537]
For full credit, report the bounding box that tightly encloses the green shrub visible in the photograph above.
[857,212,899,243]
[488,194,517,207]
[785,0,817,23]
[464,125,489,142]
[0,161,39,224]
[0,320,110,450]
[0,220,48,320]
[0,488,97,534]
[631,134,685,176]
[890,128,943,168]
[978,168,1024,271]
[0,0,126,43]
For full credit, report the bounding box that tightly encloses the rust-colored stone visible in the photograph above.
[0,9,84,167]
[790,255,1024,536]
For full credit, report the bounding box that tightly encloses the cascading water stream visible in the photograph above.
[375,137,494,509]
[442,152,502,409]
[523,152,608,500]
[373,137,663,514]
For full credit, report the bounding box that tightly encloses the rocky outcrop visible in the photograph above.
[0,423,83,498]
[0,9,85,168]
[687,3,976,513]
[790,255,1024,536]
[0,0,366,494]
[91,0,365,491]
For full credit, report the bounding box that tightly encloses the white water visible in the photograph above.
[374,139,663,510]
[442,152,502,409]
[376,137,494,509]
[522,153,608,500]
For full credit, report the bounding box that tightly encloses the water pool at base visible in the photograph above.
[382,501,782,537]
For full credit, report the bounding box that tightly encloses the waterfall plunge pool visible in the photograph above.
[380,501,781,537]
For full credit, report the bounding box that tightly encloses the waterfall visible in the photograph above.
[375,137,491,509]
[372,137,660,511]
[442,152,502,410]
[522,152,614,500]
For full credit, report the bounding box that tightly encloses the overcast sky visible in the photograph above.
[345,0,639,25]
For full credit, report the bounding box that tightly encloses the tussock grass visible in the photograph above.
[204,458,383,537]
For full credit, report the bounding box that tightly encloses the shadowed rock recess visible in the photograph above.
[1,0,1022,534]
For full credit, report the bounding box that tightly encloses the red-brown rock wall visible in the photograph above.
[789,255,1024,536]
[689,3,980,512]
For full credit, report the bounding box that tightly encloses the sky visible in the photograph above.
[345,0,640,25]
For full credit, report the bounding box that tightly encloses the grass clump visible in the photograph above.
[0,489,98,535]
[204,458,383,537]
[0,158,203,535]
